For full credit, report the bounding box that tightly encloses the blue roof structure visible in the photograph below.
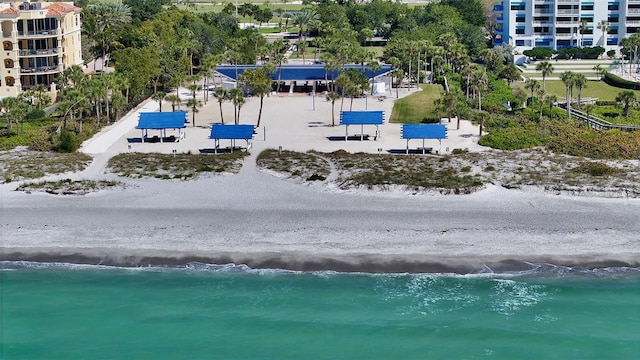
[215,64,392,81]
[340,111,385,125]
[401,124,448,139]
[209,124,255,140]
[401,124,448,154]
[137,111,187,129]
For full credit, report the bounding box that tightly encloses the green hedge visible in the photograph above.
[602,72,640,90]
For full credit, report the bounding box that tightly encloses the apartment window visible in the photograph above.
[582,39,593,46]
[610,26,619,34]
[516,15,526,23]
[608,16,619,23]
[511,3,525,11]
[608,2,619,11]
[607,38,619,45]
[516,28,525,35]
[516,40,525,46]
[581,4,594,11]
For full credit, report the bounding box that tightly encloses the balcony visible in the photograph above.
[627,20,640,25]
[556,9,579,14]
[629,8,640,14]
[19,48,59,57]
[17,29,58,38]
[20,65,60,74]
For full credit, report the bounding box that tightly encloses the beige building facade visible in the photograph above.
[0,1,82,98]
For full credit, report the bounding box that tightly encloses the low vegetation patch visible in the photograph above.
[257,149,330,181]
[256,148,640,196]
[0,149,92,183]
[107,152,248,180]
[16,179,125,195]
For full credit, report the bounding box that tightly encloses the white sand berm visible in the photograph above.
[1,88,639,272]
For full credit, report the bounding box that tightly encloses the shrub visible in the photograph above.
[26,109,45,120]
[57,130,78,153]
[602,72,640,90]
[572,161,619,176]
[522,47,554,60]
[607,50,616,59]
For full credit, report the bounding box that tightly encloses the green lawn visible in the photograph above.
[514,80,640,102]
[389,84,443,123]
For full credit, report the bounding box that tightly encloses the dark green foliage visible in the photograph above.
[603,72,640,90]
[522,47,554,60]
[556,46,605,59]
[26,109,45,121]
[58,130,78,153]
[123,0,169,24]
[572,162,620,176]
[440,0,485,27]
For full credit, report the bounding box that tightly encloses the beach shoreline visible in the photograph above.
[2,89,640,273]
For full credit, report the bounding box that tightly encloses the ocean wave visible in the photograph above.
[1,260,639,279]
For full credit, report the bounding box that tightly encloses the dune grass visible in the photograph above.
[0,151,92,183]
[108,152,248,180]
[389,84,443,123]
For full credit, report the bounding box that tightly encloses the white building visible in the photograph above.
[493,0,638,53]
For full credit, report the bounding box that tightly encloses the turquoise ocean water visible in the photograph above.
[1,263,639,359]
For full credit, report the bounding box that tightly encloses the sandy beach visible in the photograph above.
[1,87,639,273]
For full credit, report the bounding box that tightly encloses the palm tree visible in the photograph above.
[292,9,319,44]
[535,61,554,90]
[326,91,340,127]
[597,20,610,47]
[200,54,218,104]
[524,79,541,110]
[442,87,463,125]
[186,98,203,126]
[213,88,227,124]
[573,73,588,108]
[547,94,558,115]
[151,91,166,112]
[368,61,382,95]
[241,68,272,127]
[593,64,606,79]
[579,19,589,48]
[582,103,595,119]
[560,71,576,118]
[391,68,405,99]
[165,94,181,112]
[228,88,244,124]
[616,90,636,117]
[474,111,490,136]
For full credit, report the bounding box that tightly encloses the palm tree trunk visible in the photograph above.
[219,103,224,124]
[257,96,264,127]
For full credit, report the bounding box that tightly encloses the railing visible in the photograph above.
[556,9,579,14]
[556,102,640,132]
[20,65,60,74]
[628,8,640,14]
[627,20,640,24]
[19,48,58,56]
[17,29,58,37]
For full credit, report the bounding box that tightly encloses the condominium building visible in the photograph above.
[0,1,82,98]
[493,0,639,53]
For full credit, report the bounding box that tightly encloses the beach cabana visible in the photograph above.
[340,111,385,141]
[401,124,447,154]
[137,111,187,143]
[209,124,255,153]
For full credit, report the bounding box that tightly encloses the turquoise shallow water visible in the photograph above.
[1,263,639,359]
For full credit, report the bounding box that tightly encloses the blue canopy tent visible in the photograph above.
[340,111,385,141]
[137,111,187,143]
[209,124,255,153]
[401,124,448,154]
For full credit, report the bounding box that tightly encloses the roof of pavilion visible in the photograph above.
[214,64,392,82]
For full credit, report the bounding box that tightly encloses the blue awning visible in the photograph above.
[209,124,255,140]
[340,111,385,125]
[215,64,393,81]
[137,111,187,129]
